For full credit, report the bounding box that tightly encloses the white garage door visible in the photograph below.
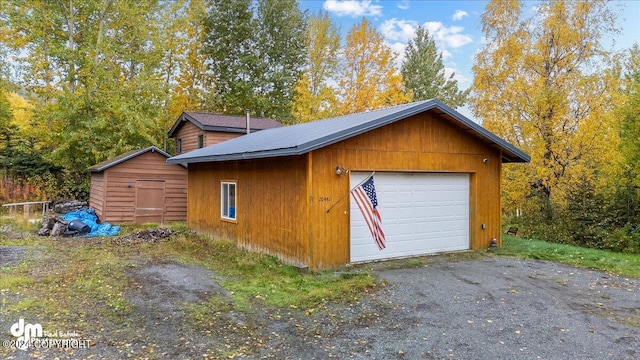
[350,172,470,263]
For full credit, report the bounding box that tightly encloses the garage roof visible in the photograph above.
[167,111,283,137]
[167,99,530,165]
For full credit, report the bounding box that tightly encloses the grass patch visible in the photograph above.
[143,228,379,310]
[0,237,135,330]
[496,235,640,278]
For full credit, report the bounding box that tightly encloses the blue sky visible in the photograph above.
[299,0,640,107]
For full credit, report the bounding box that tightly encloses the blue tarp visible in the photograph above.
[61,208,120,237]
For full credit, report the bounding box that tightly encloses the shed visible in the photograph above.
[168,100,530,269]
[89,146,187,224]
[167,111,283,155]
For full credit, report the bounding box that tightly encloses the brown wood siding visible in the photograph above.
[99,151,187,224]
[205,132,242,147]
[187,157,309,265]
[307,112,502,268]
[187,111,504,269]
[174,122,202,154]
[89,172,105,220]
[174,121,242,154]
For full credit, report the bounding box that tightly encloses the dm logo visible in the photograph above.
[10,318,43,351]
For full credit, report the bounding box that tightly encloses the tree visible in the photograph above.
[203,0,307,123]
[167,0,210,118]
[611,44,640,226]
[619,44,640,188]
[337,18,412,115]
[401,26,468,108]
[471,0,620,224]
[203,0,259,115]
[255,0,307,123]
[291,12,340,123]
[0,0,172,198]
[156,0,211,153]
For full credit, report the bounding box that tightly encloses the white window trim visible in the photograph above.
[221,181,236,221]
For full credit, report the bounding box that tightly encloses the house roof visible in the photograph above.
[89,146,184,173]
[166,99,531,165]
[167,111,283,137]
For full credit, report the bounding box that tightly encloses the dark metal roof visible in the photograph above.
[167,99,530,165]
[89,146,184,173]
[167,111,283,137]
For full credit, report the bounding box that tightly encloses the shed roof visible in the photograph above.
[167,111,283,137]
[89,146,183,173]
[167,99,530,165]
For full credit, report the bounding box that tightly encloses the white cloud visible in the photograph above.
[397,0,409,10]
[444,66,470,84]
[440,49,453,60]
[378,17,473,88]
[323,0,382,17]
[423,22,473,48]
[380,18,472,69]
[386,41,407,69]
[452,10,468,21]
[380,18,418,42]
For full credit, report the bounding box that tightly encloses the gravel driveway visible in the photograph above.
[254,257,639,359]
[2,247,638,359]
[349,257,639,359]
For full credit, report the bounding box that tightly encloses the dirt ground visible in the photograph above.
[1,246,639,359]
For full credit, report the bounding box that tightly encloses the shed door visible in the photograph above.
[350,172,469,263]
[135,180,165,224]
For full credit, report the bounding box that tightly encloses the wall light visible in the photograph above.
[336,165,349,175]
[482,157,488,163]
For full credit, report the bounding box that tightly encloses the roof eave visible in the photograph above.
[167,112,203,138]
[432,102,530,163]
[167,147,303,164]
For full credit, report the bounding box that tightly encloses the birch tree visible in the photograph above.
[337,18,412,115]
[471,0,620,225]
[291,12,340,123]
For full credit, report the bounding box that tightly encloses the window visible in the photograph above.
[198,134,204,148]
[221,182,236,220]
[177,139,182,154]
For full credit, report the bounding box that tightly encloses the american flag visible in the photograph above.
[351,175,386,250]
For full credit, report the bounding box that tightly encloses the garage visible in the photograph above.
[350,172,470,263]
[168,99,530,269]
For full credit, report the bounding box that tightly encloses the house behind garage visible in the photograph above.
[167,100,530,269]
[168,111,283,155]
[89,146,187,224]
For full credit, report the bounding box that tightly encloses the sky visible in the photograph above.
[298,0,640,119]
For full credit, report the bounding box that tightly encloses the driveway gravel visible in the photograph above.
[2,247,638,359]
[357,257,639,359]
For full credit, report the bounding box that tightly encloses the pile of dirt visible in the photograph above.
[114,228,172,245]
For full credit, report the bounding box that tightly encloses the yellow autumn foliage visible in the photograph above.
[471,0,621,218]
[337,18,412,115]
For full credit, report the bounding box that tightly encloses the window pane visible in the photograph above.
[221,182,236,220]
[222,183,229,217]
[229,184,236,219]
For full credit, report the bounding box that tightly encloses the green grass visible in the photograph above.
[0,237,135,330]
[496,235,640,278]
[144,228,379,310]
